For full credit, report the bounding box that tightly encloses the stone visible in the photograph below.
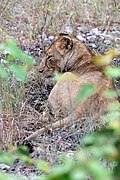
[77,26,89,33]
[89,28,100,36]
[87,35,96,42]
[76,34,86,42]
[48,36,54,41]
[0,163,10,170]
[41,32,48,41]
[104,39,112,44]
[111,30,120,36]
[65,26,73,34]
[89,43,97,48]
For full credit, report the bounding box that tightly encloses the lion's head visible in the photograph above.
[39,34,95,77]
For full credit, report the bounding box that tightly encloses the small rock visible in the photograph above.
[104,39,112,44]
[89,43,97,48]
[0,163,10,170]
[0,58,4,63]
[98,34,105,40]
[111,30,120,36]
[48,35,54,41]
[4,50,9,55]
[102,33,113,39]
[77,26,89,33]
[65,26,73,34]
[87,35,96,42]
[76,34,86,42]
[41,32,48,41]
[89,28,100,36]
[11,26,17,30]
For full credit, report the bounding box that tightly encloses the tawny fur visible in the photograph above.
[24,34,118,141]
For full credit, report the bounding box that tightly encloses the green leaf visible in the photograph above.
[36,161,50,173]
[16,146,29,156]
[0,66,8,79]
[7,39,24,61]
[6,54,15,61]
[16,146,33,165]
[6,39,34,65]
[108,102,120,111]
[77,84,95,102]
[9,64,28,82]
[56,72,79,84]
[0,172,27,180]
[0,151,15,166]
[104,89,118,99]
[48,159,73,180]
[71,170,87,180]
[53,73,62,82]
[88,160,112,180]
[102,111,120,122]
[109,120,120,134]
[106,67,120,78]
[0,44,7,52]
[84,129,115,147]
[0,39,34,66]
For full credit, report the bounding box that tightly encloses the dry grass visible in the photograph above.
[0,0,120,44]
[0,76,25,149]
[0,72,53,149]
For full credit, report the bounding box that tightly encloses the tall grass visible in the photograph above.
[0,75,25,149]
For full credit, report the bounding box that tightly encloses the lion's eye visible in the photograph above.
[46,55,55,68]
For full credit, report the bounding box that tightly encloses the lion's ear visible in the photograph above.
[55,36,73,55]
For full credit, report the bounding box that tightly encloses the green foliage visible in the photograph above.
[0,172,27,180]
[16,146,33,165]
[106,67,120,78]
[0,65,9,79]
[9,64,28,82]
[0,151,15,166]
[36,161,50,173]
[77,83,95,102]
[104,90,118,99]
[0,38,34,82]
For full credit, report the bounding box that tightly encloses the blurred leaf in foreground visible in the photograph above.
[93,49,120,66]
[104,89,118,99]
[0,151,15,166]
[77,83,95,103]
[0,172,27,180]
[16,146,33,165]
[0,65,8,79]
[36,160,50,173]
[9,64,28,82]
[106,66,120,78]
[55,72,79,84]
[0,39,35,81]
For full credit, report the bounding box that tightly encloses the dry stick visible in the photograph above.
[24,104,86,141]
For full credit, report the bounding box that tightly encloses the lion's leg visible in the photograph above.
[24,98,102,141]
[24,88,117,141]
[24,102,86,141]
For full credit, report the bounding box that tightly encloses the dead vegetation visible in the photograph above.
[0,0,120,44]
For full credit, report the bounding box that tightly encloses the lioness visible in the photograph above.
[36,34,119,136]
